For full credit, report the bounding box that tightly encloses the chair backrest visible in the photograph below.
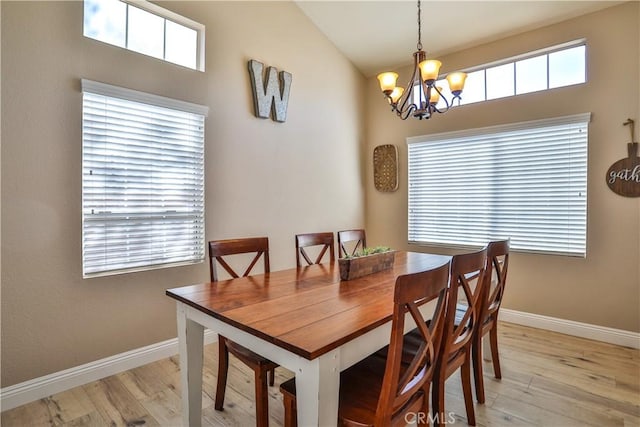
[208,237,270,282]
[482,239,510,321]
[295,232,335,266]
[337,229,367,258]
[441,249,488,359]
[374,262,450,425]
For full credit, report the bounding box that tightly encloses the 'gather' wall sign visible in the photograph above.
[606,118,640,197]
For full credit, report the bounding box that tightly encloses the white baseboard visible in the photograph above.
[2,311,639,412]
[0,330,217,412]
[499,308,640,349]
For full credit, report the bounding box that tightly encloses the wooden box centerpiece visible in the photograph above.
[338,247,395,281]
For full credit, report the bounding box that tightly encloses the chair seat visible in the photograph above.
[280,353,422,427]
[225,338,279,369]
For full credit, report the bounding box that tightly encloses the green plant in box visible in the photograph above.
[343,246,392,259]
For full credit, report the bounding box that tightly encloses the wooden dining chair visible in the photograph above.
[472,239,510,404]
[337,228,367,258]
[295,232,335,266]
[208,237,278,427]
[279,261,451,426]
[431,249,488,427]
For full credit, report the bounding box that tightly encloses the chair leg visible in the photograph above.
[281,392,297,427]
[461,353,476,426]
[268,367,275,386]
[489,324,502,379]
[254,368,270,427]
[420,383,431,426]
[432,367,446,427]
[215,337,229,411]
[472,334,486,404]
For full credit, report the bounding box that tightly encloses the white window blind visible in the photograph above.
[82,79,208,277]
[407,113,590,257]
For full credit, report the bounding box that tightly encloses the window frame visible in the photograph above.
[428,39,586,109]
[406,113,591,257]
[83,0,206,71]
[81,79,209,278]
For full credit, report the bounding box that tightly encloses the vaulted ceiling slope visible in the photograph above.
[295,1,624,77]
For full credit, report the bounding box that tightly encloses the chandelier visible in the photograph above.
[376,0,467,120]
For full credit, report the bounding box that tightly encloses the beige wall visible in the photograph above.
[0,1,366,386]
[2,0,638,389]
[365,2,640,332]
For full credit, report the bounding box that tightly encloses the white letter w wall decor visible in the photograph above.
[248,59,292,123]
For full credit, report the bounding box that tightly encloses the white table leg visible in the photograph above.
[295,349,340,427]
[177,302,204,427]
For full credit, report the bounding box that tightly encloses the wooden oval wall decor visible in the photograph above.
[373,144,398,192]
[606,119,639,197]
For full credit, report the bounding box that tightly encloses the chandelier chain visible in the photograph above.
[416,0,422,51]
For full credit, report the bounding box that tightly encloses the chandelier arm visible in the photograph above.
[431,104,450,114]
[415,53,428,108]
[388,99,398,114]
[434,84,450,107]
[396,92,413,115]
[422,80,432,108]
[392,95,416,119]
[397,96,419,119]
[396,55,423,116]
[400,80,428,120]
[430,85,452,114]
[400,105,416,120]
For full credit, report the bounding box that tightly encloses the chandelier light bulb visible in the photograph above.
[419,60,442,84]
[429,87,442,104]
[447,72,468,95]
[390,87,404,104]
[377,72,399,94]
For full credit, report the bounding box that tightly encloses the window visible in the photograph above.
[549,47,586,89]
[407,113,590,257]
[429,40,586,109]
[485,63,515,100]
[83,0,204,71]
[82,79,208,277]
[515,55,547,95]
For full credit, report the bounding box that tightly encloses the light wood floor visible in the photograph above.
[2,322,639,426]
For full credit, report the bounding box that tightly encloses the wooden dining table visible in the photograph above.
[166,250,451,427]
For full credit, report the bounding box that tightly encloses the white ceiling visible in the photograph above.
[295,1,623,77]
